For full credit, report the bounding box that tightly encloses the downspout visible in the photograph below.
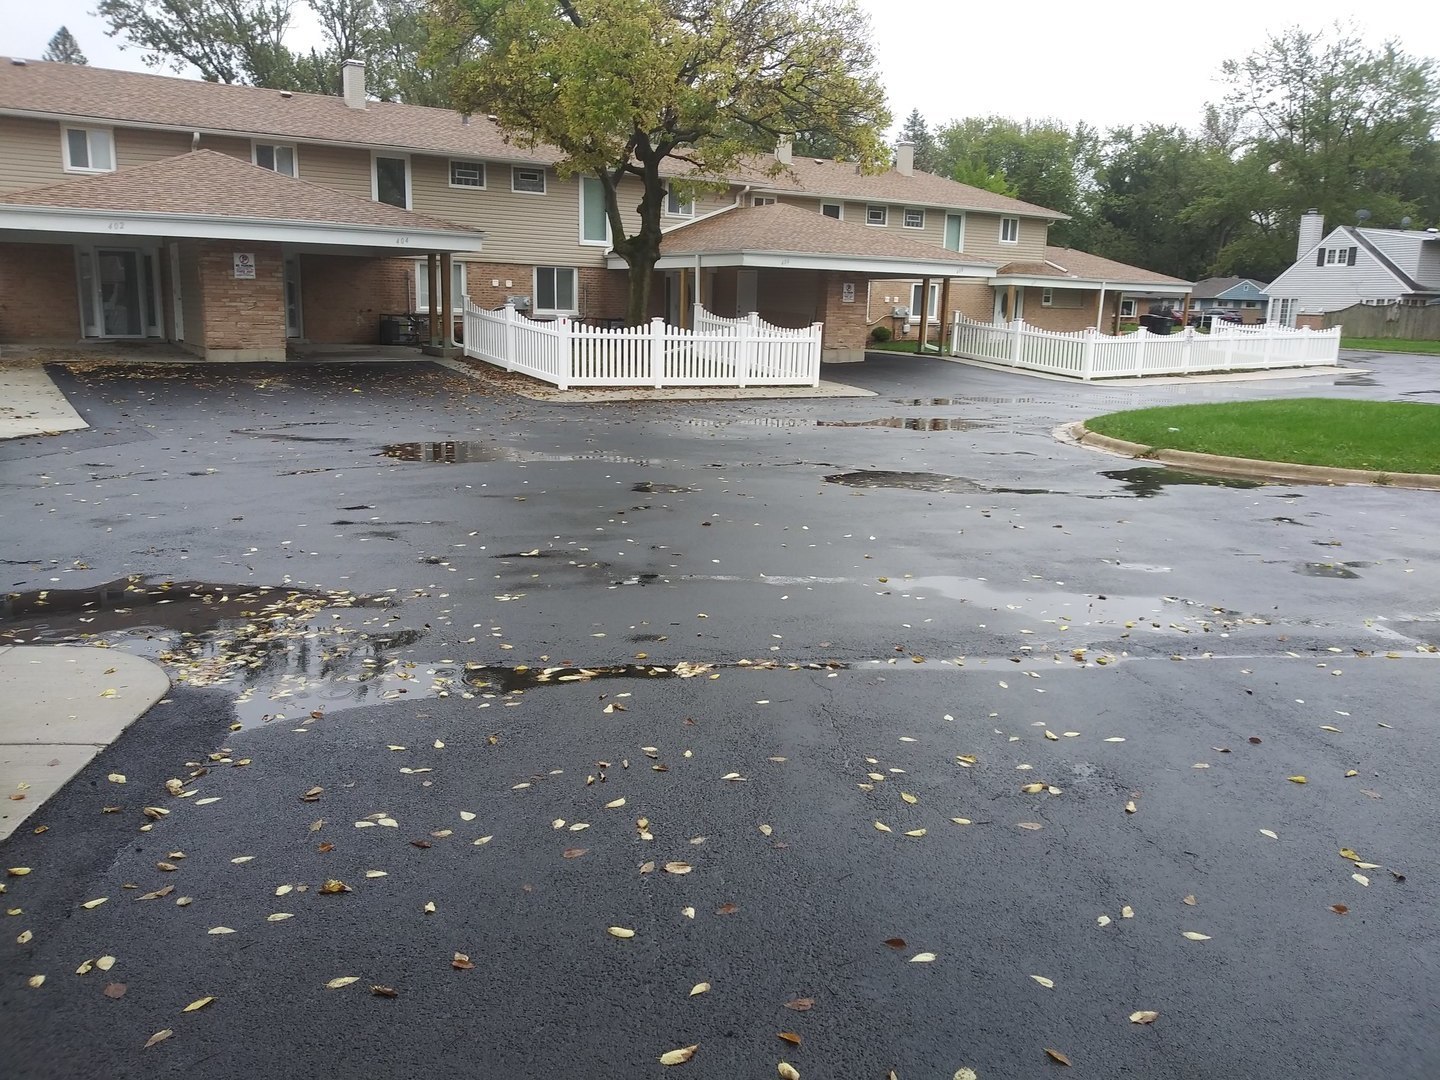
[1096,281,1108,333]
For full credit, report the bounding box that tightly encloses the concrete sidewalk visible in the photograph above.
[0,647,169,840]
[0,365,89,439]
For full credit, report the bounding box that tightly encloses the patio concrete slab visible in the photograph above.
[0,646,169,840]
[0,365,88,439]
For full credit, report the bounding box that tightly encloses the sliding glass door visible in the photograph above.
[76,247,163,339]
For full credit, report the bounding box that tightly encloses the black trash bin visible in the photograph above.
[1139,314,1174,335]
[379,313,419,345]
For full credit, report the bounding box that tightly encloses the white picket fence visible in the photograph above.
[463,301,822,389]
[948,314,1341,380]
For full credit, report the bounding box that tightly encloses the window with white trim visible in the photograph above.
[944,213,964,251]
[903,208,925,229]
[534,266,578,315]
[1040,287,1082,309]
[580,177,609,244]
[910,282,939,320]
[414,261,467,313]
[63,127,114,173]
[821,202,842,219]
[253,142,297,177]
[999,216,1019,243]
[449,160,486,188]
[374,154,410,209]
[512,166,546,194]
[1119,298,1137,318]
[752,195,777,206]
[665,188,695,217]
[866,205,887,226]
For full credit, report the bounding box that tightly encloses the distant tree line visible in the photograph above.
[897,26,1440,282]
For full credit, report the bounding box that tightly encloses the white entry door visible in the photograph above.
[736,268,758,316]
[169,243,184,341]
[283,256,303,338]
[993,287,1024,324]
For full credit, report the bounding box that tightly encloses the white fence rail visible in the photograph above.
[463,302,822,389]
[948,314,1341,380]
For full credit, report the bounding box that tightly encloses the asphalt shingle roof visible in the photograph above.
[0,150,480,235]
[998,246,1191,287]
[658,204,997,267]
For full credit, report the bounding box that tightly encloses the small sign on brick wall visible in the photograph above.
[841,282,855,303]
[233,252,256,279]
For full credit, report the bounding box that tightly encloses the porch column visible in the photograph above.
[1179,292,1192,328]
[426,253,439,347]
[915,275,931,353]
[678,267,689,329]
[1006,284,1017,322]
[439,252,454,351]
[1095,283,1107,331]
[938,277,952,352]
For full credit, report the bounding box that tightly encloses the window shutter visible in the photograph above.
[1316,248,1326,267]
[1348,247,1358,266]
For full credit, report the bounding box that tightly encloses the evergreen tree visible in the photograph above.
[43,27,89,65]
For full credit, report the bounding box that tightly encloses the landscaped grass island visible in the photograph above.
[1340,338,1440,355]
[1085,398,1440,476]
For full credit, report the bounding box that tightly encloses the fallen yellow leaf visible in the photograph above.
[909,951,937,963]
[659,1044,698,1066]
[901,792,918,805]
[1129,1010,1159,1024]
[183,996,215,1012]
[663,862,693,875]
[605,798,626,809]
[27,974,45,988]
[607,926,636,939]
[267,913,294,922]
[325,977,359,989]
[144,1029,173,1049]
[874,821,892,833]
[1287,775,1307,784]
[1031,975,1055,988]
[779,1064,800,1080]
[689,982,710,996]
[1182,931,1211,941]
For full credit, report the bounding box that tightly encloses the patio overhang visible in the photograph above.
[614,248,997,279]
[990,273,1190,296]
[0,205,482,255]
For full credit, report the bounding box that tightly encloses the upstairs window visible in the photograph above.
[944,213,965,251]
[821,202,842,219]
[512,166,546,194]
[1319,246,1357,267]
[1000,216,1019,243]
[253,142,297,177]
[373,155,410,209]
[580,177,609,244]
[449,160,486,188]
[866,205,887,226]
[752,195,777,207]
[666,189,695,216]
[63,127,114,173]
[903,208,925,229]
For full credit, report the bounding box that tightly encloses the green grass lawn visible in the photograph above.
[1086,398,1440,474]
[1341,337,1440,355]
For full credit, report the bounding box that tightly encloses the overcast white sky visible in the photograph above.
[6,0,1439,133]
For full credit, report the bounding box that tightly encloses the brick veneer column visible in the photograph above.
[196,240,286,360]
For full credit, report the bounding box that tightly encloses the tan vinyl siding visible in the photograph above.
[291,143,372,202]
[113,127,193,168]
[0,115,71,193]
[955,212,1045,262]
[197,134,256,163]
[776,194,1047,261]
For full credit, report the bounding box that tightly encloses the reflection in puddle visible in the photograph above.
[815,417,985,431]
[825,470,987,493]
[1100,467,1264,498]
[1334,375,1378,386]
[1295,563,1361,579]
[0,577,442,727]
[464,659,844,693]
[380,442,657,465]
[632,482,698,493]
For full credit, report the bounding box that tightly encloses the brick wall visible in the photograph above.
[867,277,994,343]
[300,255,410,344]
[194,241,286,356]
[0,242,80,342]
[816,271,871,351]
[1295,313,1325,331]
[1023,286,1118,333]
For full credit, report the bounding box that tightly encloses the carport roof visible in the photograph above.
[0,150,484,251]
[993,246,1191,293]
[609,203,998,278]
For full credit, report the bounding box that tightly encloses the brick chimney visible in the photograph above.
[775,136,792,165]
[894,141,914,176]
[342,59,366,110]
[1297,208,1323,260]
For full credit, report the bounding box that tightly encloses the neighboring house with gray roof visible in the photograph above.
[1267,210,1440,328]
[0,54,1187,361]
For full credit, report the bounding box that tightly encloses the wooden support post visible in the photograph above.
[938,277,952,353]
[1179,292,1192,331]
[1005,284,1016,322]
[439,252,453,351]
[426,253,438,347]
[916,275,931,353]
[679,269,690,329]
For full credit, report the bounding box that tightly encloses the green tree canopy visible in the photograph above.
[429,0,891,324]
[42,27,89,65]
[899,108,937,173]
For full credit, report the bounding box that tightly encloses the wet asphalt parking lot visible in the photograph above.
[1,350,1438,1079]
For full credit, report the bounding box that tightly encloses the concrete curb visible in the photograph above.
[938,355,1353,386]
[1065,421,1440,491]
[0,646,170,840]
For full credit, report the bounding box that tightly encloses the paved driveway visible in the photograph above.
[1,352,1437,1079]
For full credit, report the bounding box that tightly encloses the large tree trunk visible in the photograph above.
[624,258,654,327]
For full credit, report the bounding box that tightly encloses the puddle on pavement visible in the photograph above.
[825,470,989,493]
[633,482,698,493]
[1100,467,1264,497]
[380,442,658,465]
[0,577,448,727]
[1296,562,1361,579]
[1334,375,1378,386]
[1272,517,1309,526]
[233,428,354,444]
[1402,390,1440,396]
[815,417,986,431]
[463,659,845,693]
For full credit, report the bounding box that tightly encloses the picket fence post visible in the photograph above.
[736,318,753,388]
[650,317,666,388]
[1009,319,1024,368]
[1080,328,1098,380]
[502,304,517,371]
[809,323,823,387]
[555,316,572,390]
